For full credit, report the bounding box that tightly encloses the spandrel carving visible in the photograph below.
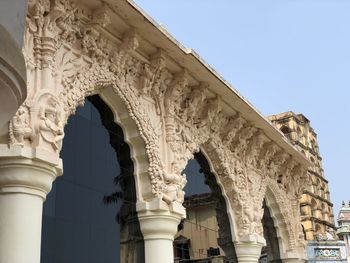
[277,157,296,192]
[182,86,206,126]
[27,0,50,34]
[9,93,65,153]
[269,152,288,180]
[160,163,187,205]
[52,0,81,43]
[258,143,279,172]
[220,113,245,146]
[231,125,257,157]
[9,105,33,146]
[164,71,188,119]
[139,51,166,98]
[37,96,65,151]
[245,130,268,168]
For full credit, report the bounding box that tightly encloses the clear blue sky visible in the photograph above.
[134,0,350,219]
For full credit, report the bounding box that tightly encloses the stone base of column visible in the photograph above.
[234,235,266,263]
[137,198,185,263]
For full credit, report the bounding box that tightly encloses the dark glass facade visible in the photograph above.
[41,97,138,263]
[183,158,211,197]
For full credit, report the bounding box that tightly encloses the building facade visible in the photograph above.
[268,112,336,241]
[337,201,350,262]
[0,1,315,263]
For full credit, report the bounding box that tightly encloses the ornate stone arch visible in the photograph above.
[7,0,311,208]
[6,0,183,205]
[264,185,291,254]
[0,1,314,262]
[192,149,238,260]
[1,0,314,262]
[265,181,306,259]
[9,41,158,203]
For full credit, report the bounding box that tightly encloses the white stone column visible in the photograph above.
[0,145,61,263]
[137,198,185,263]
[234,235,266,263]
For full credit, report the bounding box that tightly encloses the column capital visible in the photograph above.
[137,197,186,215]
[234,235,266,263]
[0,144,62,199]
[137,197,185,240]
[137,198,185,263]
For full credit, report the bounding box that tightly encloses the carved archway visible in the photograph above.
[194,151,237,261]
[2,1,311,261]
[264,182,307,259]
[262,199,282,263]
[41,95,145,262]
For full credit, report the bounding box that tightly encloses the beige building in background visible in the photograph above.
[175,194,223,261]
[268,112,336,241]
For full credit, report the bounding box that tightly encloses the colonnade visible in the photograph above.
[0,145,307,263]
[0,1,310,262]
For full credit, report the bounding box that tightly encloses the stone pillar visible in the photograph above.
[0,145,61,263]
[234,235,266,263]
[137,198,185,263]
